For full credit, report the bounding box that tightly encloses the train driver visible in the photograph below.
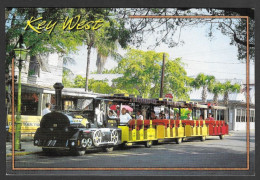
[120,107,132,125]
[108,110,117,119]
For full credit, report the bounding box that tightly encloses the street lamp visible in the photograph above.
[13,35,28,151]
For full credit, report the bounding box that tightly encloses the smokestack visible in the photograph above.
[53,82,64,111]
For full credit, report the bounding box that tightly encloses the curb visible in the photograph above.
[6,151,40,157]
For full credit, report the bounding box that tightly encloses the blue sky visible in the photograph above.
[66,21,255,84]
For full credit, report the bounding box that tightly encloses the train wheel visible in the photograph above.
[200,136,206,141]
[102,147,114,152]
[175,138,182,144]
[111,130,119,145]
[145,141,152,148]
[93,130,102,146]
[219,135,224,140]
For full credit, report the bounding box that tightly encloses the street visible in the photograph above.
[6,130,255,176]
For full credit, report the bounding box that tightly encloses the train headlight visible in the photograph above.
[71,141,75,146]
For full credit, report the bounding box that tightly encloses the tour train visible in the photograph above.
[33,83,229,155]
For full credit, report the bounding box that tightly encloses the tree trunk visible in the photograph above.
[224,92,229,106]
[96,53,108,74]
[96,53,102,74]
[85,45,92,92]
[202,86,207,103]
[213,93,218,104]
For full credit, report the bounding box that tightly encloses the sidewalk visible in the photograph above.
[6,141,42,157]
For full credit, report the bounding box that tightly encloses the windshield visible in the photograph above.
[64,99,94,111]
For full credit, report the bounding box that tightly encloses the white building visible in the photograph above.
[189,79,255,131]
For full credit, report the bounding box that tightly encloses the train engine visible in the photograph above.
[33,83,121,155]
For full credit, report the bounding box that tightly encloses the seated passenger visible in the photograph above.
[108,110,117,119]
[136,110,144,120]
[159,111,166,119]
[207,113,215,121]
[174,113,180,120]
[150,110,158,120]
[199,114,204,120]
[119,107,132,125]
[187,113,192,120]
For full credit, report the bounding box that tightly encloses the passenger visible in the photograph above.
[159,111,166,119]
[136,110,144,120]
[174,113,180,120]
[207,113,215,121]
[187,113,192,120]
[199,115,204,120]
[119,107,132,125]
[108,110,117,119]
[150,110,158,120]
[42,103,51,116]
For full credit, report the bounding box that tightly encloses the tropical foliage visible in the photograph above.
[191,73,215,103]
[209,82,224,105]
[112,49,190,99]
[222,81,241,105]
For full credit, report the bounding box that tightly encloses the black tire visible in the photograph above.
[153,140,159,145]
[175,138,182,144]
[145,141,152,148]
[219,135,224,140]
[200,136,206,141]
[118,143,127,149]
[42,148,57,155]
[102,147,114,152]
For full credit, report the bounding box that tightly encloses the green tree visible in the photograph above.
[222,81,241,105]
[112,49,190,99]
[74,75,86,88]
[191,73,215,103]
[5,8,85,74]
[88,79,113,94]
[62,68,73,88]
[73,75,114,94]
[209,82,224,105]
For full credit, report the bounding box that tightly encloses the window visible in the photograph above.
[250,110,255,122]
[236,109,241,122]
[64,100,74,110]
[241,109,246,122]
[219,110,224,120]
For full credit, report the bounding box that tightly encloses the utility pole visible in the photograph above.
[160,53,165,98]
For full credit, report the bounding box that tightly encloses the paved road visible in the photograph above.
[6,130,255,176]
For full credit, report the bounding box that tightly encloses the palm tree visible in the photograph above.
[95,39,122,74]
[209,82,224,105]
[191,73,215,103]
[84,20,124,91]
[222,81,241,105]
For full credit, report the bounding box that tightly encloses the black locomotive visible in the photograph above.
[33,83,121,155]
